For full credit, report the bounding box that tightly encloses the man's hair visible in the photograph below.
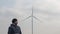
[12,18,17,23]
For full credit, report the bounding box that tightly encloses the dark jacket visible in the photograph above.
[8,24,22,34]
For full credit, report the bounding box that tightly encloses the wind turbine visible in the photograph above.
[21,7,41,34]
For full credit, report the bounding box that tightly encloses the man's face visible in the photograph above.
[14,21,18,25]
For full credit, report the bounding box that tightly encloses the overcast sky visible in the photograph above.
[0,0,60,34]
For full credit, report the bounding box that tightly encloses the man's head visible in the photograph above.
[12,18,18,25]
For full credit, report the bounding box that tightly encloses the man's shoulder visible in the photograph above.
[9,26,12,28]
[9,25,14,29]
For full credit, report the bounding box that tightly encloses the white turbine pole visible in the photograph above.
[32,5,33,34]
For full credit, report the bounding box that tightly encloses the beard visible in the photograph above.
[15,23,18,25]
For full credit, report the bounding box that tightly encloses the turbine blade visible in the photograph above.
[33,16,40,21]
[21,16,31,22]
[33,16,43,23]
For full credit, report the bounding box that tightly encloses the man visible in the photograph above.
[8,18,22,34]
